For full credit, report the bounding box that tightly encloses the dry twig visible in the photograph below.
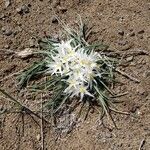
[115,68,140,83]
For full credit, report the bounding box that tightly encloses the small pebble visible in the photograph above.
[17,48,33,58]
[105,132,112,138]
[1,26,13,36]
[1,27,5,32]
[17,26,23,32]
[129,32,135,37]
[137,87,145,95]
[4,30,12,36]
[144,71,150,78]
[29,38,36,47]
[137,110,141,115]
[126,56,133,62]
[137,86,148,97]
[52,0,60,8]
[130,105,139,113]
[116,16,124,22]
[58,6,67,13]
[53,33,59,40]
[0,13,5,20]
[118,30,124,36]
[138,30,145,34]
[121,43,133,51]
[117,40,128,46]
[138,34,143,39]
[36,134,41,141]
[22,5,30,13]
[4,0,11,8]
[4,44,10,49]
[51,16,58,24]
[16,7,23,13]
[16,5,30,14]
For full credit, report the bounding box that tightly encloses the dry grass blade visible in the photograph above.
[0,88,49,123]
[115,68,140,83]
[94,86,117,128]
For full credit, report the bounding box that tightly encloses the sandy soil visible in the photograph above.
[0,0,150,150]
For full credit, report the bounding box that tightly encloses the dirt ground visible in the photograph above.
[0,0,150,150]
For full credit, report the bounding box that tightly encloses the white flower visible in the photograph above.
[54,39,74,56]
[70,84,94,101]
[46,61,63,75]
[46,39,101,100]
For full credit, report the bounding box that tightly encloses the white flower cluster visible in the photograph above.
[47,40,101,100]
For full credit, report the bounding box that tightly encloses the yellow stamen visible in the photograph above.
[79,87,86,93]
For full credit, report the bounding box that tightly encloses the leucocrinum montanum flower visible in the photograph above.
[46,39,102,101]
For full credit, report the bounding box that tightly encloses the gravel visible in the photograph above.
[28,38,38,47]
[0,13,5,20]
[1,26,13,36]
[129,32,135,37]
[126,56,133,62]
[16,4,30,14]
[138,30,145,34]
[118,30,124,36]
[51,16,58,24]
[4,0,11,8]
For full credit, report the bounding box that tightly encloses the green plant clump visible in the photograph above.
[18,17,117,123]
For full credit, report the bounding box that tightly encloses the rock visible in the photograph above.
[13,30,19,37]
[17,26,23,32]
[16,7,22,13]
[138,30,145,34]
[126,56,133,62]
[53,33,59,40]
[16,5,30,14]
[118,30,124,36]
[129,32,135,37]
[36,134,41,141]
[137,86,148,98]
[117,40,128,46]
[52,0,60,8]
[5,30,12,36]
[145,71,150,78]
[16,48,33,58]
[0,13,5,20]
[1,26,13,36]
[137,87,145,95]
[116,16,124,22]
[105,132,112,138]
[51,16,58,24]
[1,27,5,32]
[130,105,139,113]
[58,6,67,13]
[130,61,136,66]
[138,34,143,39]
[137,110,142,115]
[22,5,30,13]
[4,0,11,8]
[29,38,37,47]
[121,43,133,51]
[4,44,10,49]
